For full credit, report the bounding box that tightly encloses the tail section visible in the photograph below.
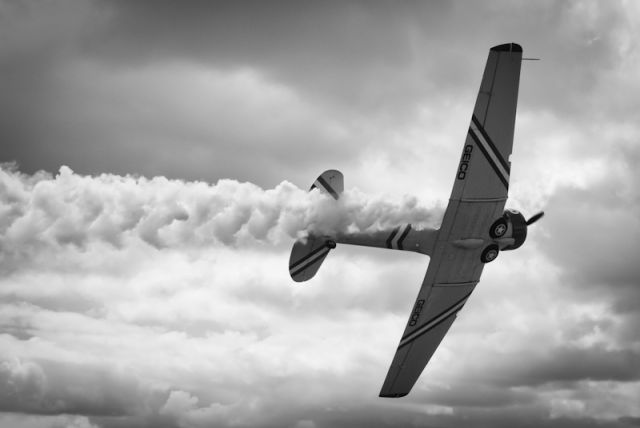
[289,170,343,282]
[310,169,343,197]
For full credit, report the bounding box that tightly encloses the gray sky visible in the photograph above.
[1,1,640,427]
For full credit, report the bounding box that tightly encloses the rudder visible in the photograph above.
[310,169,343,198]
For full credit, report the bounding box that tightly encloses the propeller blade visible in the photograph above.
[526,211,545,226]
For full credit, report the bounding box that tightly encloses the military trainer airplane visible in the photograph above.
[288,43,543,397]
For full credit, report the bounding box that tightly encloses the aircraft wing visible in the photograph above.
[379,43,522,397]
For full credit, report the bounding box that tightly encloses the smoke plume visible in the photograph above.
[0,164,437,252]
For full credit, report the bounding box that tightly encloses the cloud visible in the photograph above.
[501,346,640,387]
[6,0,639,189]
[0,414,99,428]
[0,358,168,417]
[1,243,639,427]
[2,58,363,185]
[534,128,640,317]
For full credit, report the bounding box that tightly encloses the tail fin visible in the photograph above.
[289,170,343,282]
[309,169,343,198]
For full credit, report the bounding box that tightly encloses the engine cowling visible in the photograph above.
[501,209,527,250]
[488,209,528,251]
[487,208,544,255]
[481,208,542,263]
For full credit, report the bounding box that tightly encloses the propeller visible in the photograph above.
[526,211,545,226]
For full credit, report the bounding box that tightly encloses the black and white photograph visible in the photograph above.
[1,1,639,427]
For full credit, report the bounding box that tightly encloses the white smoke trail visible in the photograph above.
[0,164,438,251]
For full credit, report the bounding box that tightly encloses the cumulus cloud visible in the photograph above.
[0,243,423,427]
[0,358,167,417]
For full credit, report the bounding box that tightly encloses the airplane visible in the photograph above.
[288,43,543,398]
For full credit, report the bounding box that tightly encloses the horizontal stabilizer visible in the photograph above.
[289,236,335,282]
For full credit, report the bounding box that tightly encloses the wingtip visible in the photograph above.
[379,391,408,398]
[491,43,522,53]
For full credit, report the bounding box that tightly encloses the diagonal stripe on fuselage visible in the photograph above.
[396,224,412,250]
[386,225,411,250]
[386,227,400,249]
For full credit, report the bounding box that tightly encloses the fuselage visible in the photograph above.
[334,208,529,260]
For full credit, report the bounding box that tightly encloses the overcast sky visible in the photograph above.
[1,1,640,427]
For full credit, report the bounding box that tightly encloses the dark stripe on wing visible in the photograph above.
[471,115,510,174]
[469,128,509,189]
[398,291,473,349]
[398,307,462,350]
[401,291,472,341]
